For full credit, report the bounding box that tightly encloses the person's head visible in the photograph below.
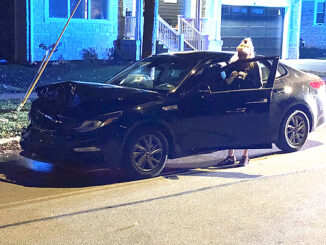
[236,38,255,60]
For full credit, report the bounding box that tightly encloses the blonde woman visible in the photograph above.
[217,38,261,167]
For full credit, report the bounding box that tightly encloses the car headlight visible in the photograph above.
[75,112,121,133]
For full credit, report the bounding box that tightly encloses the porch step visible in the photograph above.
[156,42,169,54]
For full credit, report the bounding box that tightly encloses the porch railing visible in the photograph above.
[125,15,210,52]
[179,17,209,51]
[157,15,184,52]
[124,16,136,39]
[182,17,210,35]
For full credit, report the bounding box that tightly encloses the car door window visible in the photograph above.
[275,63,287,79]
[220,60,263,91]
[258,61,270,87]
[188,62,228,92]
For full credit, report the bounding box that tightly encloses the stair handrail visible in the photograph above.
[179,17,209,51]
[157,15,184,52]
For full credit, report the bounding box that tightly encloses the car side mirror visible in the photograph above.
[197,82,211,93]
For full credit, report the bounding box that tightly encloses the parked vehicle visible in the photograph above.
[21,51,326,178]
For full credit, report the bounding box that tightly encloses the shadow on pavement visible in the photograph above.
[166,168,262,179]
[0,139,322,188]
[0,157,132,188]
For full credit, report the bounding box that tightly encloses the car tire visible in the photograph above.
[276,110,309,153]
[123,128,168,179]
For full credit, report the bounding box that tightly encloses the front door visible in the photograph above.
[175,57,279,153]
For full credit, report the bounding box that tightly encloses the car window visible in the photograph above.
[258,62,270,87]
[106,56,196,91]
[275,63,287,79]
[219,59,263,91]
[189,62,227,92]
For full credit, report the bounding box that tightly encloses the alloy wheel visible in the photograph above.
[285,113,307,146]
[132,134,164,172]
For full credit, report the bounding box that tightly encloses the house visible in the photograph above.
[0,0,302,64]
[0,0,118,63]
[152,0,302,59]
[300,0,326,49]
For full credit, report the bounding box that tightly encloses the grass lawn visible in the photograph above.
[0,99,31,139]
[0,60,127,93]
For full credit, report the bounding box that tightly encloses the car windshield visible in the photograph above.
[106,55,197,91]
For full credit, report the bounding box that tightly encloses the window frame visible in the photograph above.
[47,0,110,22]
[314,0,325,25]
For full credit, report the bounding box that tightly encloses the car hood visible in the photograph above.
[33,81,164,120]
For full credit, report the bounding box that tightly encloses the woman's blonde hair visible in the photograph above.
[230,37,255,63]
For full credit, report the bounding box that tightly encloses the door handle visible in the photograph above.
[245,98,268,104]
[226,107,247,113]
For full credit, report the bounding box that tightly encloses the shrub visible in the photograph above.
[39,43,61,53]
[81,48,98,60]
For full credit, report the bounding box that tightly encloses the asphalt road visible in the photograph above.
[0,126,326,244]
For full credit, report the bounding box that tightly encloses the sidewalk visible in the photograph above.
[0,92,37,101]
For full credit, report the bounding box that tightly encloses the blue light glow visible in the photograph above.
[28,160,54,173]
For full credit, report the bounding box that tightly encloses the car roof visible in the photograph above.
[155,51,235,63]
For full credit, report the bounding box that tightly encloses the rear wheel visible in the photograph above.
[276,110,309,153]
[123,128,168,179]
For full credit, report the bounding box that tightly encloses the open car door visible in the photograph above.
[175,56,279,153]
[209,56,280,149]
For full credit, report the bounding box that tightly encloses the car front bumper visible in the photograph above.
[20,125,124,168]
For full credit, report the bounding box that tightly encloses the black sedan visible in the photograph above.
[21,51,326,178]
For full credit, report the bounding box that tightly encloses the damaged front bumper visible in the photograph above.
[20,125,124,168]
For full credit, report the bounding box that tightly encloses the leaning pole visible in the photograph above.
[16,0,82,114]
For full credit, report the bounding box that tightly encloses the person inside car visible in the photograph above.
[217,37,261,167]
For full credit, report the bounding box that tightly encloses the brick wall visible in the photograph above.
[301,0,326,48]
[30,0,118,61]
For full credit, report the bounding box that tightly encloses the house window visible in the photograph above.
[251,8,264,15]
[231,7,248,14]
[49,0,108,19]
[315,1,325,25]
[71,0,88,19]
[164,0,177,3]
[91,0,108,19]
[49,0,68,18]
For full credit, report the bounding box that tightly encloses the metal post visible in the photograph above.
[179,34,184,51]
[135,0,143,57]
[177,15,183,34]
[195,0,201,31]
[16,0,82,114]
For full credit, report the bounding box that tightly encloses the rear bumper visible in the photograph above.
[20,126,124,168]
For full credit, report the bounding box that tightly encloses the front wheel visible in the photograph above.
[276,110,310,153]
[123,129,168,179]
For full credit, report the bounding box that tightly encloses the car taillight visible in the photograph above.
[309,80,325,89]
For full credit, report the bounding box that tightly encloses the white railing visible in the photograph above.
[179,17,209,51]
[157,15,184,52]
[182,18,210,35]
[124,16,136,39]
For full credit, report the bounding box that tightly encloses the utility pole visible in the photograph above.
[142,0,159,58]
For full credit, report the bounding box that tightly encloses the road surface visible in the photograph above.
[0,126,326,244]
